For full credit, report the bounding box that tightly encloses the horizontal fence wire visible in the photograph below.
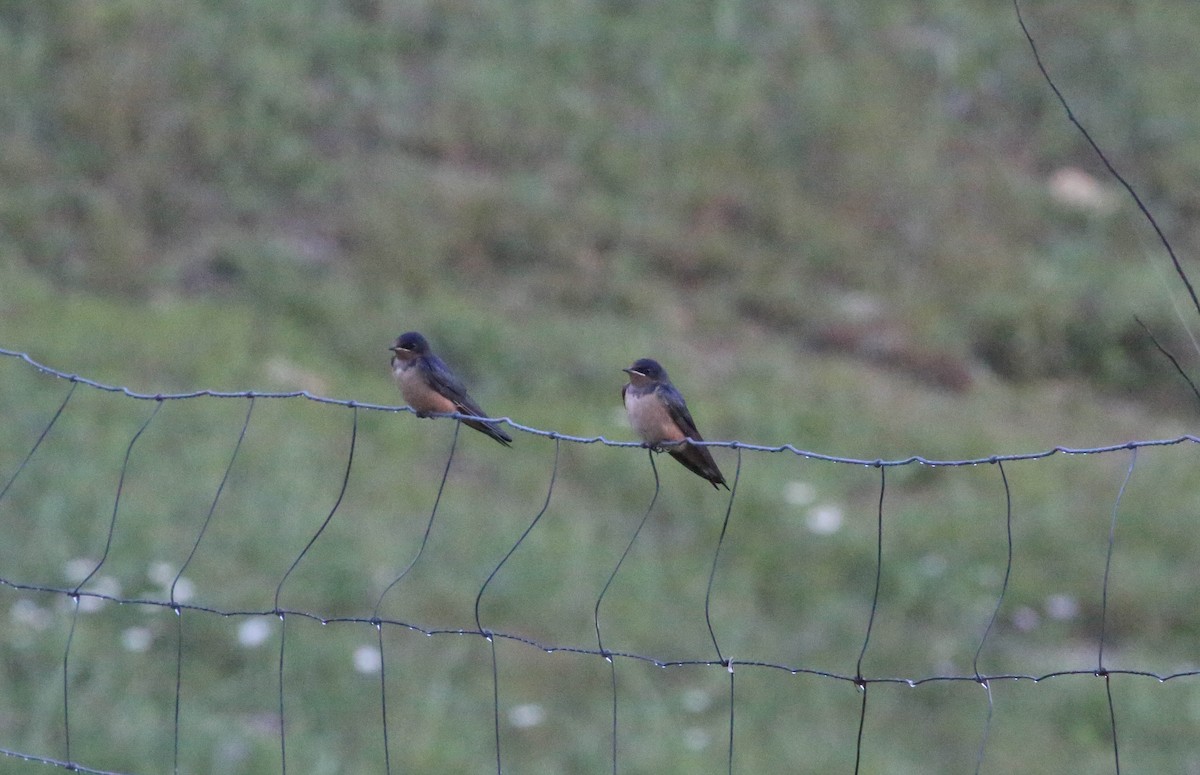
[5,346,1197,465]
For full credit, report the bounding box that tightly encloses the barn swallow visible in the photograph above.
[622,358,728,489]
[389,331,512,446]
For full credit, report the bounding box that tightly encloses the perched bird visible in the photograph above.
[621,358,728,489]
[389,331,513,446]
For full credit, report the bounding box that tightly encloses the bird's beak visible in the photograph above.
[622,367,635,375]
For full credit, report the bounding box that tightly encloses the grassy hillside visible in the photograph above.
[4,1,1200,389]
[3,1,1200,773]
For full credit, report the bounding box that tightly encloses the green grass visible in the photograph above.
[3,1,1200,386]
[4,1,1200,772]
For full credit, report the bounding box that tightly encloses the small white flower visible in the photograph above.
[806,504,843,535]
[508,704,545,729]
[237,617,274,648]
[122,627,153,653]
[1045,594,1079,621]
[63,558,98,584]
[783,481,816,506]
[169,576,196,603]
[147,562,176,587]
[352,645,382,674]
[78,576,121,613]
[10,599,52,631]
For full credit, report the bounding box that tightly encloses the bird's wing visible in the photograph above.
[423,356,489,418]
[659,383,705,441]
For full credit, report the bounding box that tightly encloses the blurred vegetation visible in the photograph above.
[2,0,1200,773]
[3,1,1200,389]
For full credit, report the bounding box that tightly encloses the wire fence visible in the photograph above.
[2,347,1199,774]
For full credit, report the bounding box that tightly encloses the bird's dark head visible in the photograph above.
[623,358,667,385]
[390,331,430,359]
